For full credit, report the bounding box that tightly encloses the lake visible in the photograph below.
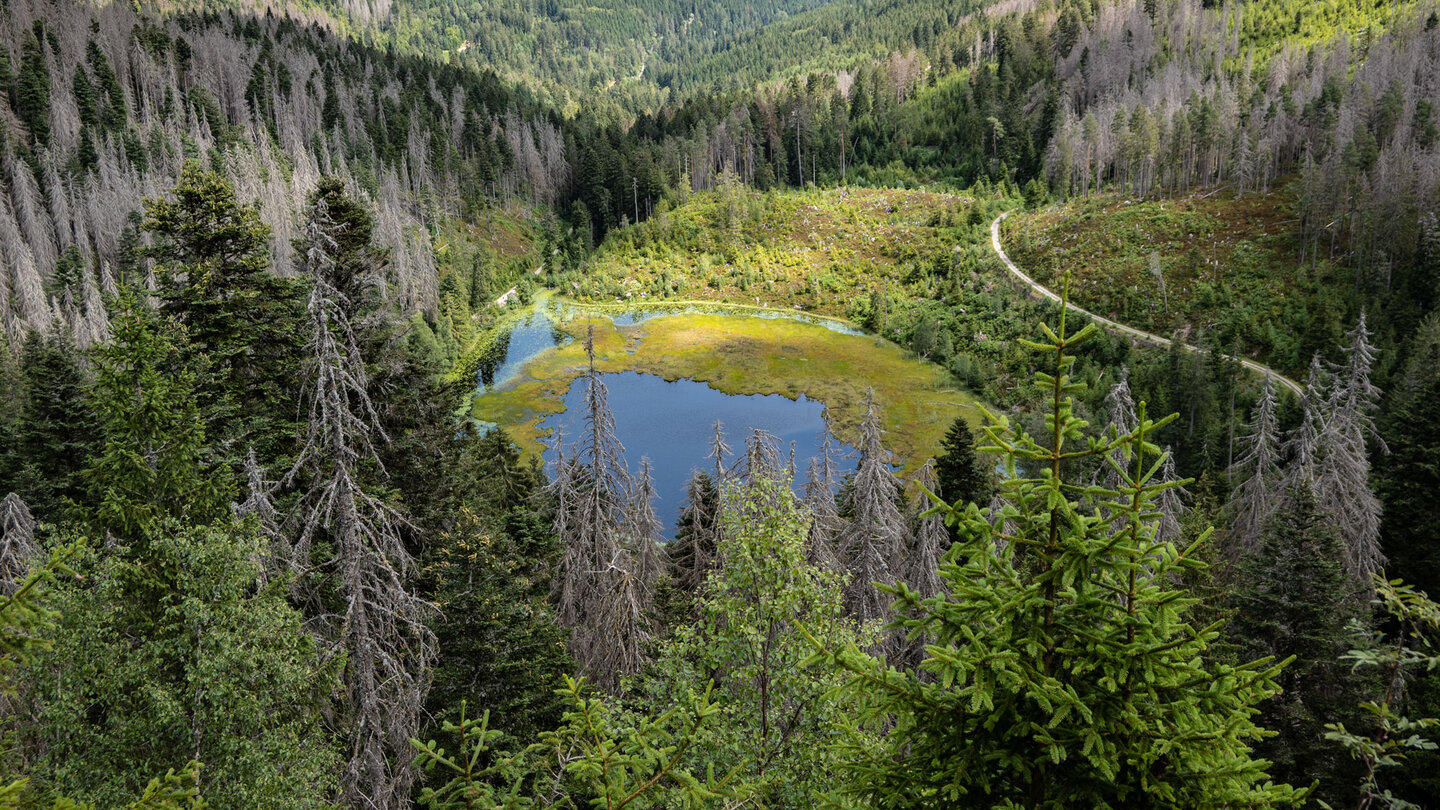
[537,371,857,537]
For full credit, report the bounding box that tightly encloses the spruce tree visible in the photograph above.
[1316,313,1385,581]
[1228,485,1367,807]
[802,413,844,572]
[9,331,98,519]
[32,293,337,808]
[144,162,307,466]
[933,416,989,509]
[1378,313,1440,596]
[670,468,719,594]
[621,456,668,602]
[83,293,227,540]
[813,287,1305,808]
[16,30,49,147]
[553,327,645,692]
[0,493,37,595]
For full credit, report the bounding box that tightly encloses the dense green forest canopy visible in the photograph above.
[0,0,1439,806]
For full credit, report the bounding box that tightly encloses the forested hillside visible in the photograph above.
[2,0,1440,807]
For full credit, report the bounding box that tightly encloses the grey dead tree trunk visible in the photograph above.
[554,327,646,693]
[1153,448,1188,545]
[233,447,286,585]
[0,493,39,596]
[285,194,434,810]
[622,456,668,602]
[802,411,844,572]
[739,428,786,485]
[836,389,909,654]
[1095,366,1138,493]
[896,461,948,669]
[1281,355,1330,493]
[1316,313,1385,581]
[904,461,947,603]
[1226,374,1282,559]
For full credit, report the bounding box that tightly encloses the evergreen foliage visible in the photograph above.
[810,289,1305,808]
[7,331,97,519]
[1228,485,1368,806]
[423,430,570,741]
[82,292,226,542]
[28,520,342,809]
[641,474,874,806]
[1325,578,1440,810]
[932,416,989,510]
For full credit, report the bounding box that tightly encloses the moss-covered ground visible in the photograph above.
[472,307,982,473]
[1003,188,1355,376]
[576,186,990,321]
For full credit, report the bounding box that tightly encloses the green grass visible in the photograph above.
[578,186,990,320]
[472,307,983,473]
[1003,188,1355,376]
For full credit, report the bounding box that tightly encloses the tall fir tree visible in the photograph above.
[145,162,308,467]
[7,331,98,519]
[812,287,1305,809]
[1228,485,1368,807]
[933,416,989,510]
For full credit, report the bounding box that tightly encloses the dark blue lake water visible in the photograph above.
[538,371,857,536]
[474,298,862,394]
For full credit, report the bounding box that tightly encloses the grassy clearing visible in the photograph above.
[472,308,982,473]
[1003,188,1354,375]
[578,186,990,320]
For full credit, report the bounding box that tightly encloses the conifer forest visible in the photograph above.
[4,0,1440,806]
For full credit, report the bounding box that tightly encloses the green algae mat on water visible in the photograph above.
[472,306,982,473]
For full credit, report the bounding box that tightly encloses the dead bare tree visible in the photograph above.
[553,327,646,692]
[622,456,668,601]
[1316,313,1385,581]
[802,414,843,572]
[285,193,434,810]
[0,493,39,596]
[233,447,287,583]
[836,389,909,652]
[1226,374,1281,558]
[904,461,947,603]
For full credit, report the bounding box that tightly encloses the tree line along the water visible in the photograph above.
[1,0,1440,805]
[0,161,1437,807]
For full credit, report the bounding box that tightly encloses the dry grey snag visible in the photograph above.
[622,456,669,603]
[1227,373,1281,558]
[0,493,38,596]
[553,327,648,693]
[1272,316,1385,583]
[905,460,947,603]
[1316,313,1385,581]
[836,388,910,653]
[233,447,286,585]
[287,196,434,810]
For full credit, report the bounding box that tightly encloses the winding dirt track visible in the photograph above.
[989,212,1304,398]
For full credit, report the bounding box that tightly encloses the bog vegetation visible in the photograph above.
[1,0,1439,806]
